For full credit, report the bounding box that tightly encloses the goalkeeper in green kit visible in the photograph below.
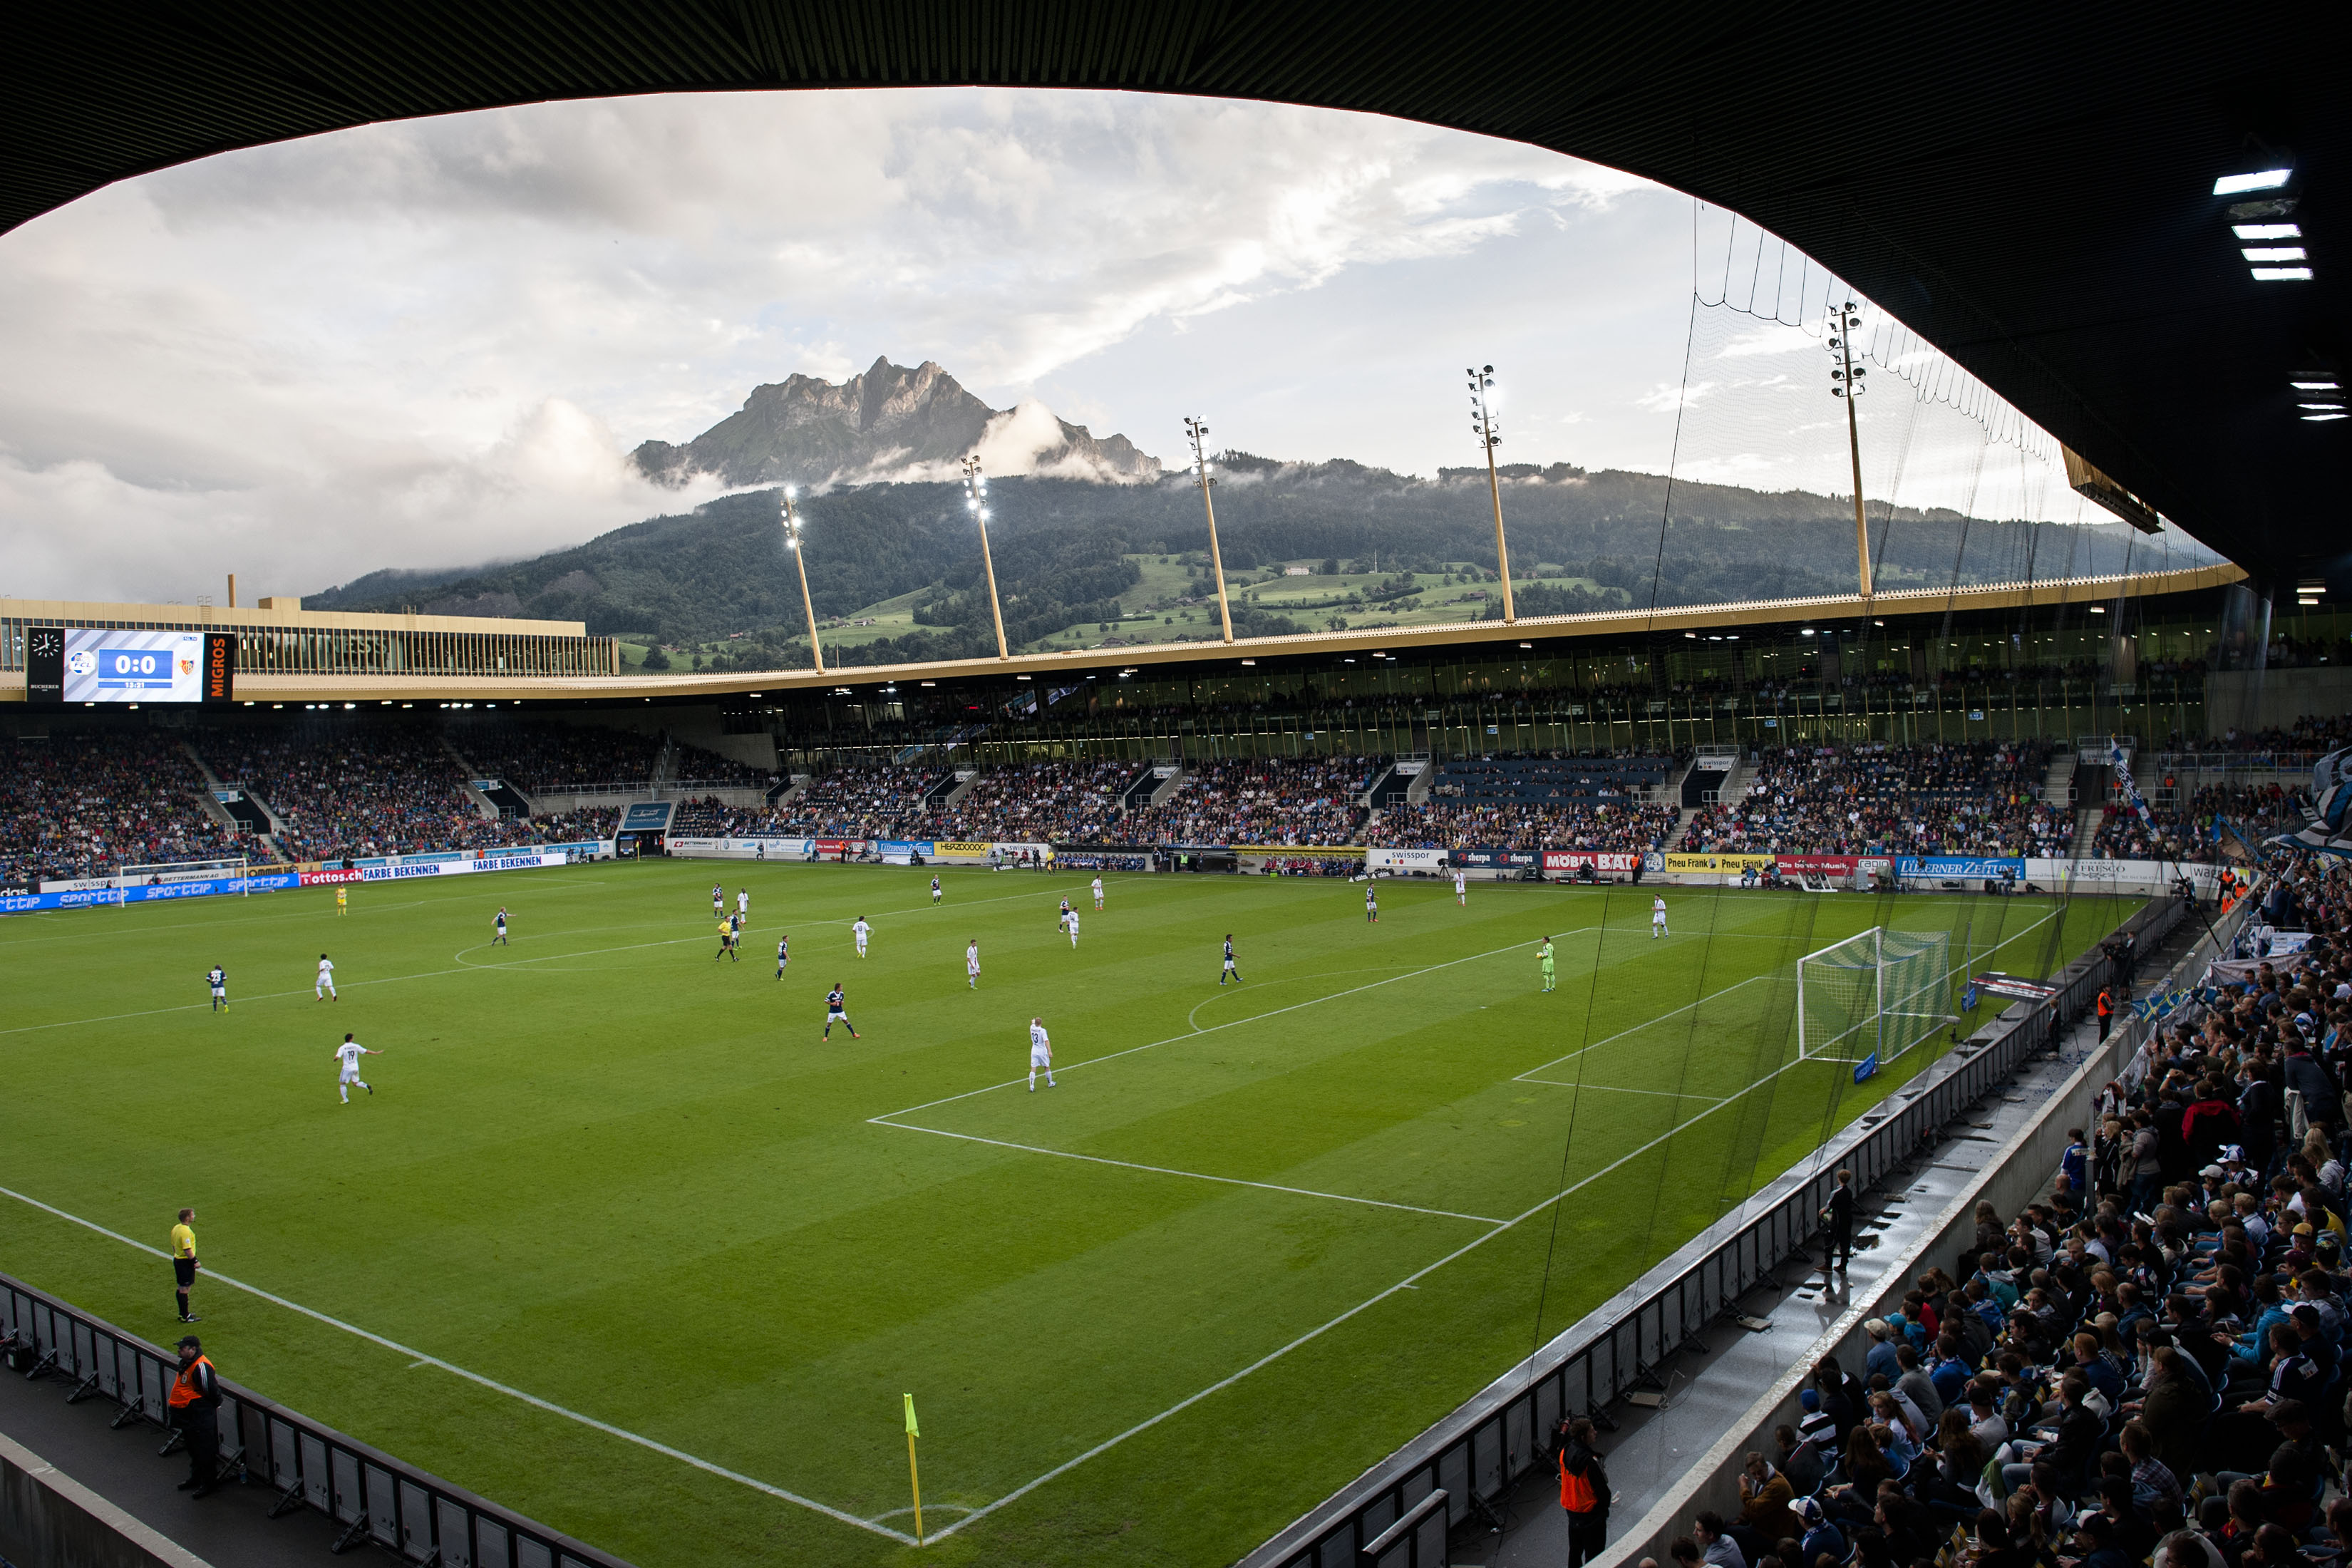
[1538,937,1556,992]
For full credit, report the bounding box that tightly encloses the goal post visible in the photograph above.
[1795,926,1955,1066]
[117,856,252,897]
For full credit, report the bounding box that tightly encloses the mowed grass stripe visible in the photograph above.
[0,862,2134,1568]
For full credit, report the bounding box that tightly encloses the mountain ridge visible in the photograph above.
[630,356,1160,489]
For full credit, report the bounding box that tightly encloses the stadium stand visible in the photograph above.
[194,726,512,862]
[910,760,1140,844]
[1120,757,1378,847]
[1364,754,1679,852]
[451,720,661,793]
[0,733,250,887]
[770,765,946,838]
[2094,782,2312,862]
[1683,741,2070,857]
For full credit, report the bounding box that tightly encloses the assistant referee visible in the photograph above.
[172,1207,201,1323]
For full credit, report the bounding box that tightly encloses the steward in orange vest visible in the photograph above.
[170,1335,222,1495]
[1557,1417,1611,1567]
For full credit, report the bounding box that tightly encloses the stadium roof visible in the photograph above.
[5,4,2341,593]
[56,559,2230,708]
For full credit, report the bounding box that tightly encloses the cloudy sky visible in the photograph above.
[0,88,2110,606]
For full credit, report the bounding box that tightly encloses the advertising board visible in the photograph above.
[1895,856,2024,880]
[1773,855,1861,876]
[1451,847,1540,869]
[299,869,366,886]
[1541,850,1643,874]
[354,851,569,883]
[1367,848,1448,872]
[1655,852,1777,875]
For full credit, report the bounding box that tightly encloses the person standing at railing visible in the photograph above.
[1557,1417,1610,1567]
[168,1334,222,1497]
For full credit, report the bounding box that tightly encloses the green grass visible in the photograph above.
[0,867,2135,1567]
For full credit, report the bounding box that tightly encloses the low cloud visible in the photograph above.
[0,87,1683,599]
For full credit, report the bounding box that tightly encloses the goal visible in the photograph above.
[1795,927,1954,1066]
[117,856,252,896]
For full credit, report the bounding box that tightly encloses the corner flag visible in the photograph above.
[903,1394,924,1543]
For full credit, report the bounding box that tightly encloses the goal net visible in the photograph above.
[118,857,251,893]
[1796,927,1954,1065]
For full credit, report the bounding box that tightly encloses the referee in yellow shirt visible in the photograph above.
[172,1208,201,1323]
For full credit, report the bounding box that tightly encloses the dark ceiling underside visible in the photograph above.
[3,2,2341,590]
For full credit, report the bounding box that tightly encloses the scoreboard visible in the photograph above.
[26,628,235,706]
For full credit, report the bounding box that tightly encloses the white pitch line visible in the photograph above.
[1512,974,1769,1083]
[872,932,1590,1123]
[923,1049,1819,1542]
[1516,1081,1731,1103]
[0,1182,915,1545]
[882,1123,1509,1224]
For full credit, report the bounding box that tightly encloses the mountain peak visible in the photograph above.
[632,359,1161,489]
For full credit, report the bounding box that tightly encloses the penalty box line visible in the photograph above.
[924,1047,1818,1543]
[872,929,1598,1123]
[0,1182,917,1547]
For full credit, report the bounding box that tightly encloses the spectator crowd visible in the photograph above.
[1636,847,2352,1568]
[1,735,248,887]
[1686,743,2071,860]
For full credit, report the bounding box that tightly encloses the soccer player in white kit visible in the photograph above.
[1066,909,1080,948]
[1092,875,1104,911]
[966,940,981,989]
[1027,1018,1056,1090]
[1651,895,1668,938]
[852,917,870,957]
[316,953,337,1001]
[1454,870,1467,906]
[736,889,749,918]
[333,1033,378,1102]
[932,875,943,904]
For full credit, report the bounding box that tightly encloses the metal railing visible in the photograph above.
[0,1277,626,1568]
[1241,894,2182,1568]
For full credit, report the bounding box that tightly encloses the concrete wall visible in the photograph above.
[1593,897,2255,1568]
[2204,668,2352,736]
[0,1430,216,1568]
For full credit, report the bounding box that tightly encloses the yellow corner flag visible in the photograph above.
[903,1394,923,1544]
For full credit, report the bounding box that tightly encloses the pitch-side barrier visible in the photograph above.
[0,1276,627,1568]
[1239,892,2188,1568]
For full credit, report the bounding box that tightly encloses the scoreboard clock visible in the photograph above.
[26,626,234,706]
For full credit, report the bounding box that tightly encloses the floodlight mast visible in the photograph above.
[1467,365,1517,623]
[1827,301,1874,599]
[780,486,824,674]
[961,455,1011,660]
[1183,416,1236,644]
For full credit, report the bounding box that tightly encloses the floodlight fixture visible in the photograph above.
[779,488,825,674]
[2213,168,2292,196]
[1825,299,1874,598]
[961,455,1011,660]
[2252,267,2314,281]
[2243,247,2308,262]
[1183,416,1236,644]
[2234,224,2302,240]
[1463,361,1517,622]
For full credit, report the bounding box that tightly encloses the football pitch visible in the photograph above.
[0,862,2137,1567]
